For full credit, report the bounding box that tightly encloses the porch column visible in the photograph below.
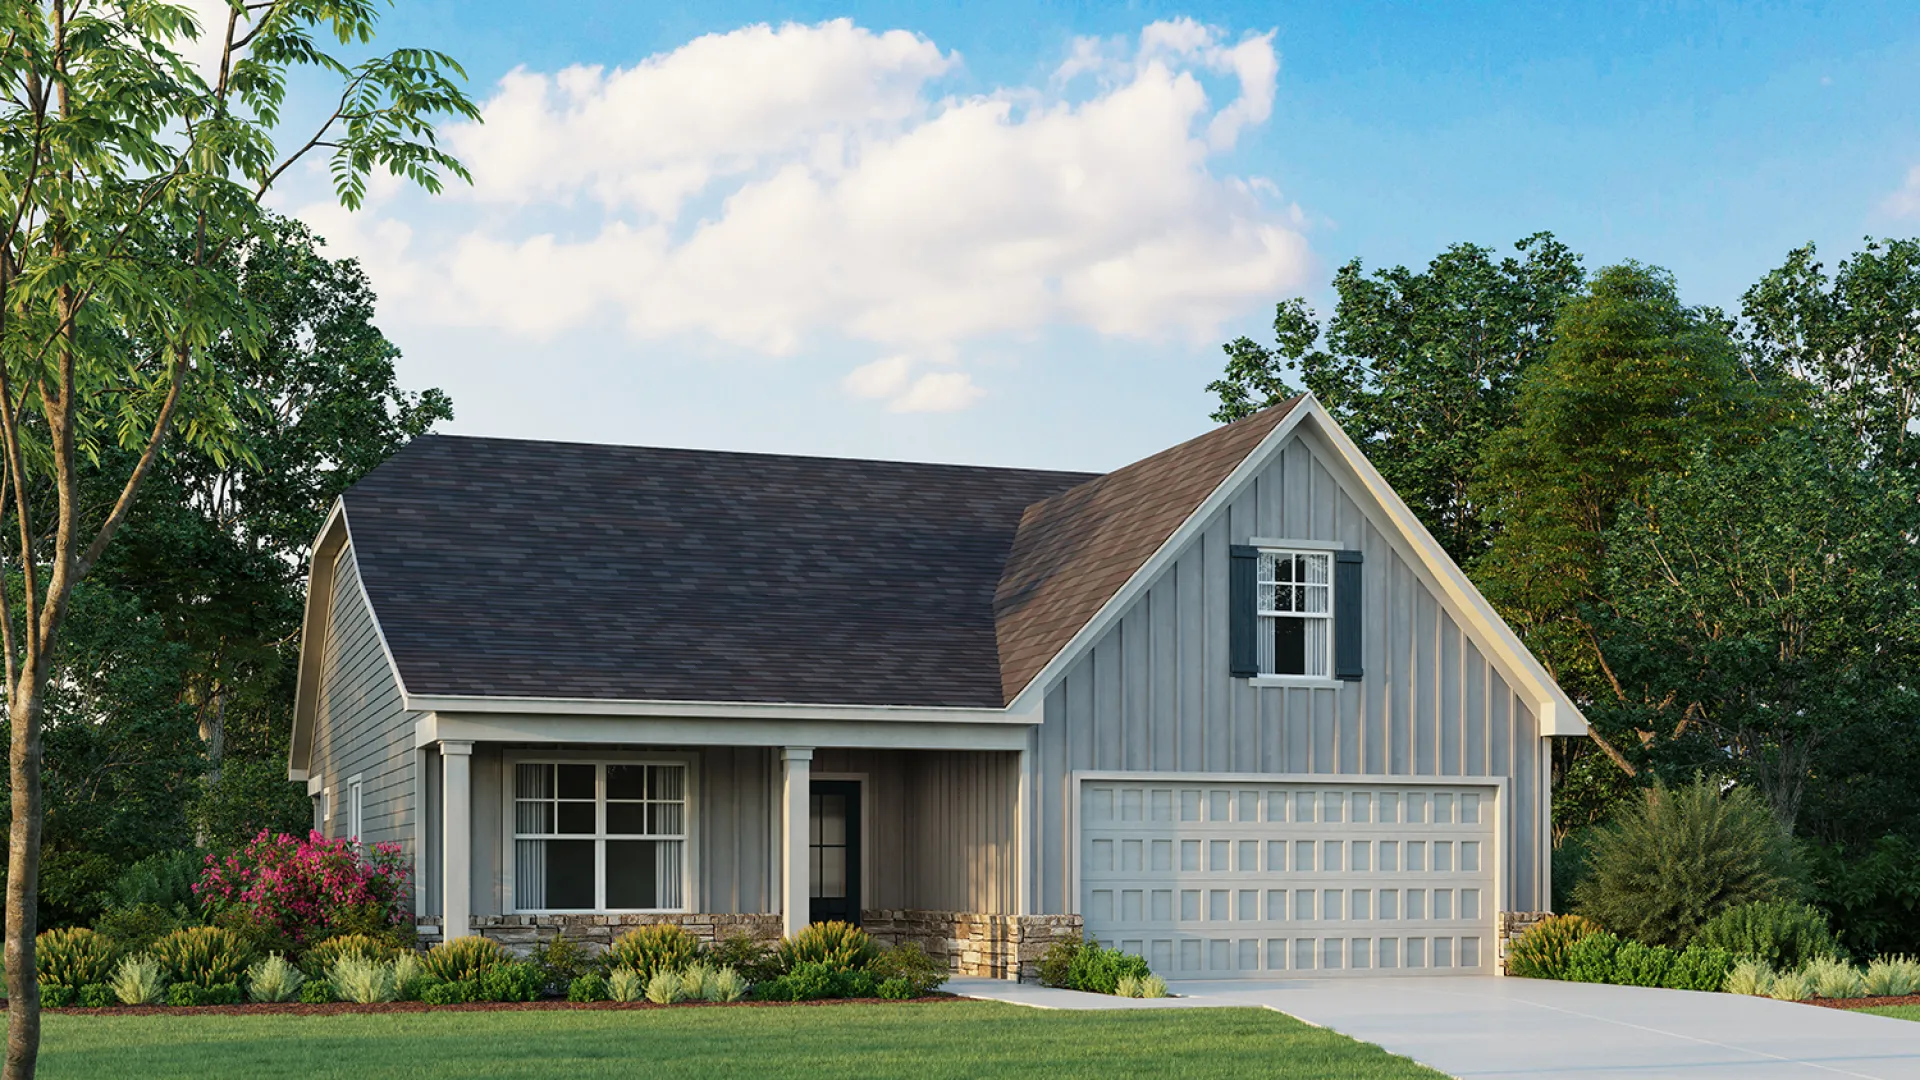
[780,747,813,938]
[441,739,473,941]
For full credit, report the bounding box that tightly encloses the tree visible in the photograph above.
[1210,234,1585,561]
[0,4,474,1074]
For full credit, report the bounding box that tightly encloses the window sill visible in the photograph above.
[1248,675,1345,689]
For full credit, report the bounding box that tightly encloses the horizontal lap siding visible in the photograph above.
[1034,434,1545,915]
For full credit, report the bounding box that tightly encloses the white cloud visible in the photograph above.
[306,18,1311,413]
[1885,166,1920,220]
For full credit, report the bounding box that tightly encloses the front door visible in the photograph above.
[808,780,861,925]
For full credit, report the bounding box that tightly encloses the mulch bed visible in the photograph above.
[1804,994,1920,1010]
[34,994,963,1018]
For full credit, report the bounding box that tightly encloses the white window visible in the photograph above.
[347,776,364,843]
[513,762,687,912]
[1257,550,1333,677]
[321,786,332,823]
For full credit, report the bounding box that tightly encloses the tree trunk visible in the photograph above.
[4,672,44,1080]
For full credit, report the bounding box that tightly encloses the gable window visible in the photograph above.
[513,762,687,912]
[1259,550,1332,677]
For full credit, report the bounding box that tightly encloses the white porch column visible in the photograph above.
[780,747,813,938]
[441,740,473,941]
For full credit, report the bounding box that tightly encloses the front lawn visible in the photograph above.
[1859,1005,1920,1023]
[39,1000,1443,1079]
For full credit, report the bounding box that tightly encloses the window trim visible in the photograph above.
[500,751,699,915]
[1254,546,1337,682]
[346,774,364,844]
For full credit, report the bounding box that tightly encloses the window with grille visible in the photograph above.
[512,762,687,912]
[1258,550,1333,677]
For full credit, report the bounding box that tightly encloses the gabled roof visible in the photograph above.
[993,399,1301,702]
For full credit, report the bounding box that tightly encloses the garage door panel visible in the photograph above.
[1080,779,1496,978]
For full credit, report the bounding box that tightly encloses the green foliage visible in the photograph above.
[607,967,647,1004]
[1506,915,1600,980]
[103,851,201,913]
[329,957,399,1004]
[297,980,336,1005]
[1663,945,1735,992]
[1571,781,1802,947]
[529,934,590,997]
[392,954,436,1002]
[1803,955,1864,999]
[865,943,947,998]
[477,962,544,1003]
[1694,901,1839,971]
[877,977,914,1000]
[1610,940,1675,987]
[566,973,610,1003]
[1768,968,1814,1001]
[38,986,74,1009]
[77,984,114,1009]
[1037,938,1083,989]
[1807,836,1920,959]
[777,921,878,973]
[1563,932,1622,983]
[703,931,780,984]
[301,934,402,978]
[1115,974,1143,998]
[644,970,688,1005]
[419,980,475,1006]
[166,982,242,1007]
[36,928,120,988]
[149,927,255,990]
[92,904,188,957]
[420,936,508,984]
[607,924,702,981]
[109,955,168,1006]
[1725,959,1775,996]
[704,967,747,1003]
[752,961,877,1002]
[1864,957,1920,997]
[1067,945,1153,996]
[245,954,305,1004]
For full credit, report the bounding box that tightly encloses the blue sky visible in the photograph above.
[260,1,1920,472]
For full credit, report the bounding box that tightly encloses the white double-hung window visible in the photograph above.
[1257,550,1333,678]
[513,761,687,912]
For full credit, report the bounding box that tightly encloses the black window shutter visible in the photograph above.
[1334,550,1364,681]
[1229,545,1259,678]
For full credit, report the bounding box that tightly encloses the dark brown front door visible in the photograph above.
[808,780,861,925]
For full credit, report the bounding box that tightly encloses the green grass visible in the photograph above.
[1858,1005,1920,1022]
[39,1001,1444,1079]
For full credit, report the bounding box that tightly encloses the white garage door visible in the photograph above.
[1079,779,1496,978]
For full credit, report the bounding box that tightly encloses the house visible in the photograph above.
[289,395,1586,980]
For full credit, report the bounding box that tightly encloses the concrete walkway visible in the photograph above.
[944,976,1238,1010]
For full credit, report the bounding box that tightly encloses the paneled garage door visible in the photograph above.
[1079,778,1497,978]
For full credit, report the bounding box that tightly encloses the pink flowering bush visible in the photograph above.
[194,830,411,951]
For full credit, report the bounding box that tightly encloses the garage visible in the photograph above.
[1079,777,1498,978]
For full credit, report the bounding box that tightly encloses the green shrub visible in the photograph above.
[1139,974,1169,998]
[36,927,119,988]
[92,904,185,957]
[877,976,913,1000]
[301,933,401,978]
[567,972,610,1003]
[1663,945,1735,992]
[1807,834,1920,959]
[149,926,254,989]
[777,921,878,973]
[392,954,437,1002]
[865,943,947,997]
[757,961,838,1002]
[644,969,687,1004]
[681,962,715,1000]
[605,924,701,982]
[1506,915,1600,980]
[838,969,877,998]
[705,966,746,1003]
[1037,938,1082,988]
[165,982,241,1006]
[1066,944,1151,995]
[77,984,114,1009]
[245,954,306,1003]
[529,934,590,997]
[1803,955,1864,999]
[329,957,399,1004]
[703,931,780,984]
[1572,781,1802,947]
[1724,958,1775,996]
[1768,968,1814,1001]
[421,936,509,983]
[109,955,167,1005]
[297,979,335,1004]
[477,961,544,1002]
[1864,956,1920,997]
[1612,940,1675,987]
[39,985,75,1008]
[1694,901,1838,971]
[607,967,646,1003]
[1564,932,1622,983]
[103,850,200,911]
[420,979,476,1005]
[1115,974,1143,998]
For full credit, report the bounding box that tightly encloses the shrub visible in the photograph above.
[1067,944,1151,995]
[1506,915,1600,980]
[93,904,185,956]
[567,972,610,1003]
[1864,956,1920,997]
[420,980,474,1005]
[757,961,838,1002]
[704,931,780,984]
[837,968,877,998]
[36,928,119,988]
[1115,974,1142,998]
[529,934,590,997]
[1694,901,1839,971]
[1564,932,1622,983]
[478,961,544,1003]
[866,943,947,998]
[877,977,913,1000]
[421,936,509,983]
[777,921,878,973]
[39,986,74,1008]
[109,955,167,1005]
[1037,938,1082,988]
[1724,959,1775,996]
[1663,945,1735,992]
[301,933,401,978]
[195,830,412,951]
[1612,940,1675,987]
[104,850,201,911]
[393,954,436,1002]
[1138,974,1169,998]
[1807,834,1920,959]
[149,926,254,989]
[77,984,114,1009]
[1768,968,1814,1001]
[298,979,336,1004]
[705,966,746,1003]
[245,954,306,1003]
[166,982,241,1006]
[644,969,687,1004]
[607,967,646,1003]
[329,956,399,1004]
[1803,955,1864,999]
[605,924,701,982]
[681,962,715,1000]
[1572,781,1802,947]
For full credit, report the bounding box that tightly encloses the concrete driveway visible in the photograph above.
[1170,976,1920,1079]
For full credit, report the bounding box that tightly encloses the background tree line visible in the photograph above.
[1212,233,1920,956]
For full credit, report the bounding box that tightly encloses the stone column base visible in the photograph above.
[862,910,1083,982]
[1497,911,1554,974]
[461,913,783,959]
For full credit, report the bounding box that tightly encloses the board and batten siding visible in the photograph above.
[1031,428,1546,917]
[307,544,420,854]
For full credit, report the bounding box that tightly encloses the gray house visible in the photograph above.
[289,395,1585,980]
